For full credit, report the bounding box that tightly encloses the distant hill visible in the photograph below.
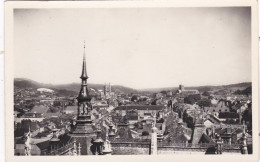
[14,78,138,94]
[139,82,252,93]
[233,86,252,96]
[14,78,251,95]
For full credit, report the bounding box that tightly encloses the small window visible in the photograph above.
[219,109,221,112]
[213,110,215,112]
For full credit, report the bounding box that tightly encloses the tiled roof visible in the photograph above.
[115,105,164,111]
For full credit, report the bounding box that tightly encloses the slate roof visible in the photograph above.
[199,133,215,143]
[30,105,49,114]
[36,140,50,151]
[219,112,239,119]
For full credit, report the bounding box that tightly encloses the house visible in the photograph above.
[232,102,248,114]
[114,105,165,117]
[204,100,230,113]
[204,114,221,127]
[164,121,192,144]
[30,105,49,115]
[126,110,139,125]
[177,84,199,95]
[218,112,239,122]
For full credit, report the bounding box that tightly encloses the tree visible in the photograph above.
[197,98,212,108]
[233,86,252,96]
[184,97,196,105]
[168,100,173,108]
[233,89,242,95]
[160,90,167,95]
[214,90,227,95]
[242,108,252,131]
[131,95,138,102]
[182,110,195,129]
[184,94,201,105]
[202,91,210,96]
[157,118,164,123]
[151,99,157,105]
[142,131,149,136]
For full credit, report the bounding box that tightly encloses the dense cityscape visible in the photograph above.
[13,47,252,155]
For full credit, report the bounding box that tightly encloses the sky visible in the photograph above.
[14,7,251,89]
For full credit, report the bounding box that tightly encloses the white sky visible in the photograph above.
[14,7,251,89]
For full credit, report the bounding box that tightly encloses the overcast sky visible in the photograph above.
[14,7,251,89]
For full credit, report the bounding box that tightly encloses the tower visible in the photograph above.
[62,41,97,155]
[75,41,92,128]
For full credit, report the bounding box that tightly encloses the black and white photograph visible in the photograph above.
[4,1,259,161]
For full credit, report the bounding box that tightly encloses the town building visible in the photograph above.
[177,84,199,95]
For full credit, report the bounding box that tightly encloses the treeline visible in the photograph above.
[233,86,252,96]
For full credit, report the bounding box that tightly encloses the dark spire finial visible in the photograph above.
[80,40,88,80]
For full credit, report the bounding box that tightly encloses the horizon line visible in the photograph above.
[14,77,252,90]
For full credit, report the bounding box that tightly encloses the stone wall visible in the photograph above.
[192,124,206,144]
[111,142,150,155]
[157,146,241,155]
[158,146,207,154]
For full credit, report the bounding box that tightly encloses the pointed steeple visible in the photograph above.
[77,41,91,103]
[80,40,88,80]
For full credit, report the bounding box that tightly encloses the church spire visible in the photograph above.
[77,41,91,103]
[80,40,88,80]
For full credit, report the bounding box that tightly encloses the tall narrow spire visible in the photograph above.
[78,41,91,103]
[81,40,88,80]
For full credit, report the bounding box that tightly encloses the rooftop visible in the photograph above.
[115,105,164,111]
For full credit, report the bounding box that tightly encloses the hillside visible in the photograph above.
[14,78,251,95]
[14,78,138,94]
[139,82,252,93]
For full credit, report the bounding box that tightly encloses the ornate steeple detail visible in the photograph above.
[77,41,92,107]
[73,41,93,134]
[58,43,97,156]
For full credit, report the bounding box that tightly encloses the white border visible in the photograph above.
[4,1,259,162]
